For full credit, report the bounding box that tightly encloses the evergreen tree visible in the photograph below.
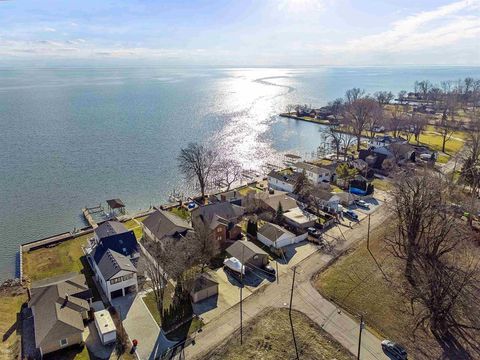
[275,202,284,224]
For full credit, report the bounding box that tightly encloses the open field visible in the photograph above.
[206,308,355,360]
[0,289,26,360]
[22,233,90,282]
[314,218,479,359]
[411,128,465,155]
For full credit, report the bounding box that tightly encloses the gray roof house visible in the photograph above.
[142,208,193,243]
[87,221,140,301]
[226,240,269,268]
[28,273,91,357]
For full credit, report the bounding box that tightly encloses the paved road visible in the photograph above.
[113,293,177,360]
[184,202,392,360]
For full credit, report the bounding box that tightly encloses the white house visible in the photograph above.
[87,221,140,301]
[257,222,307,248]
[267,170,300,193]
[293,162,334,184]
[368,135,407,148]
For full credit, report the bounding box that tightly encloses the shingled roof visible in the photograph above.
[143,209,192,241]
[29,274,90,349]
[226,240,268,263]
[258,222,294,243]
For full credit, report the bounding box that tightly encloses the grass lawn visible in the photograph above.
[123,216,147,240]
[314,219,456,359]
[371,178,393,192]
[169,206,191,221]
[206,308,354,360]
[411,129,464,154]
[0,290,26,360]
[436,153,450,164]
[23,232,92,282]
[143,286,204,338]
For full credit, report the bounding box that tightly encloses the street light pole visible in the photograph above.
[357,314,365,359]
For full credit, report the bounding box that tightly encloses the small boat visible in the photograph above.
[223,257,245,275]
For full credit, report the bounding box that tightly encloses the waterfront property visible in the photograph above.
[191,201,244,249]
[293,161,336,184]
[28,273,92,357]
[142,208,194,247]
[86,221,140,301]
[267,169,301,193]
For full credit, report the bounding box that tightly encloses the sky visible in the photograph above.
[0,0,479,66]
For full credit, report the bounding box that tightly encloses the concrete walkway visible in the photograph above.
[184,200,392,360]
[113,293,177,360]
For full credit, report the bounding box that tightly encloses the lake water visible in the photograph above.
[1,66,479,279]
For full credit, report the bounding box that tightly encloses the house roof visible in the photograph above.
[294,161,330,175]
[95,249,137,281]
[95,221,130,240]
[267,170,301,184]
[191,202,244,229]
[92,225,138,266]
[191,272,219,293]
[254,192,298,212]
[283,207,317,225]
[31,273,93,301]
[226,240,268,263]
[311,188,335,202]
[143,209,192,241]
[29,274,90,348]
[258,222,294,243]
[106,198,125,209]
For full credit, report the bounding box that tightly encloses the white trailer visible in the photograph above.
[94,310,117,345]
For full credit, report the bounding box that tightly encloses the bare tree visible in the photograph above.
[322,126,356,160]
[190,219,219,272]
[327,98,344,122]
[398,90,407,104]
[388,104,407,138]
[410,113,428,145]
[345,88,365,104]
[439,110,456,153]
[215,159,242,191]
[343,97,379,151]
[374,91,394,106]
[366,104,385,138]
[387,171,458,285]
[178,142,218,200]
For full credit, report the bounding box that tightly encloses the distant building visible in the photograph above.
[28,273,92,357]
[86,221,139,301]
[368,135,407,148]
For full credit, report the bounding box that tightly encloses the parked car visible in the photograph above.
[263,264,276,275]
[381,340,407,359]
[343,209,359,221]
[307,227,322,238]
[355,200,370,209]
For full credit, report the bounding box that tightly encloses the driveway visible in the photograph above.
[184,204,393,360]
[112,293,177,360]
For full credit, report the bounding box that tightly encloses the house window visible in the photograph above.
[217,236,222,241]
[60,338,68,347]
[217,228,222,233]
[110,273,134,285]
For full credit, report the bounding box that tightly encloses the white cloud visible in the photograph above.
[326,0,480,55]
[43,27,56,32]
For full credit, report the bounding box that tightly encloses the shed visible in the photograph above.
[226,240,269,268]
[190,273,219,303]
[94,310,116,345]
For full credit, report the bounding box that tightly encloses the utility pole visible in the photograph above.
[357,314,365,359]
[366,213,389,281]
[289,267,299,360]
[275,261,279,284]
[240,244,245,345]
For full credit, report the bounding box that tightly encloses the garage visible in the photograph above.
[190,273,219,303]
[110,289,123,299]
[124,285,136,295]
